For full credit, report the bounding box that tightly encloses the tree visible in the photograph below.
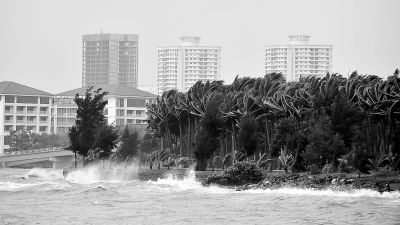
[141,133,159,154]
[194,93,224,170]
[9,130,32,151]
[115,126,139,161]
[93,125,119,159]
[147,69,400,172]
[238,115,258,157]
[68,87,109,159]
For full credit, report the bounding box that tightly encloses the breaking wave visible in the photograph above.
[149,169,400,199]
[23,168,64,180]
[65,161,139,184]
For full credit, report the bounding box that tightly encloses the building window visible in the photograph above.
[117,98,125,107]
[117,109,125,117]
[40,97,50,104]
[5,95,15,103]
[39,126,47,132]
[116,118,125,126]
[127,98,146,107]
[17,96,38,104]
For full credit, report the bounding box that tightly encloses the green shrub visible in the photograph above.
[321,162,335,174]
[310,164,320,175]
[205,161,264,186]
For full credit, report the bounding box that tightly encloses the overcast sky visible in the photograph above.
[0,0,399,93]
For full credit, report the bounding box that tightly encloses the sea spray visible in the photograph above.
[148,168,400,198]
[149,168,232,194]
[65,160,139,184]
[23,168,64,180]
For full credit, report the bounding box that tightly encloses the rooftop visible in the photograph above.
[56,84,157,98]
[0,81,52,96]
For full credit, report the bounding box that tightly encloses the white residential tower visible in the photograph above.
[265,35,333,81]
[157,36,221,95]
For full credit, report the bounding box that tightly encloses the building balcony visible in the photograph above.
[16,111,25,114]
[4,110,14,114]
[56,122,74,126]
[27,120,37,124]
[57,113,76,117]
[39,121,49,124]
[4,120,14,124]
[16,120,25,124]
[39,111,49,115]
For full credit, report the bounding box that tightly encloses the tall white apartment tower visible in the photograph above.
[265,35,333,81]
[157,36,221,95]
[82,33,139,88]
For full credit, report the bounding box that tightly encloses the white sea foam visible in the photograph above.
[242,187,400,199]
[65,161,138,184]
[150,169,400,199]
[151,169,202,189]
[149,169,231,194]
[0,181,57,191]
[23,168,64,180]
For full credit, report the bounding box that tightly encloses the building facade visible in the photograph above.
[82,33,139,88]
[0,82,156,155]
[157,36,221,95]
[0,82,53,154]
[265,35,333,82]
[54,84,156,134]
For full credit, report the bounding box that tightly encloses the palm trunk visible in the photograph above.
[231,124,235,165]
[187,116,191,157]
[179,121,183,156]
[265,119,271,157]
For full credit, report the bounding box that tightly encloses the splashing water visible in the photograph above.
[150,168,203,190]
[150,170,400,198]
[65,161,139,184]
[1,167,400,224]
[23,168,64,180]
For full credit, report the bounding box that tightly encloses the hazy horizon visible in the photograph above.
[1,0,399,93]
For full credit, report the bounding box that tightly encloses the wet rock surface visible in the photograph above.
[205,171,400,193]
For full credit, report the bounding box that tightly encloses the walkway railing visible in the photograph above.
[1,146,68,158]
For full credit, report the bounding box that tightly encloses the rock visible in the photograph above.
[344,179,354,184]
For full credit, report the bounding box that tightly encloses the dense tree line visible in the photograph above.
[5,130,68,152]
[147,70,400,171]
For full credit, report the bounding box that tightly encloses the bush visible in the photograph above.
[338,160,351,173]
[205,161,264,186]
[310,164,320,175]
[321,163,335,174]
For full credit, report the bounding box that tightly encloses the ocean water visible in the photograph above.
[1,164,400,225]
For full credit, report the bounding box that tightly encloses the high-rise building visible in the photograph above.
[82,33,139,88]
[265,35,332,82]
[157,36,221,95]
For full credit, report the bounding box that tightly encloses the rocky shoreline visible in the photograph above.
[63,166,400,193]
[207,172,400,193]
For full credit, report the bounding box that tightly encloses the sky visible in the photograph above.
[0,0,399,94]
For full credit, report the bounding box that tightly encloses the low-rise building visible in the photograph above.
[54,84,157,134]
[0,81,156,155]
[0,81,53,154]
